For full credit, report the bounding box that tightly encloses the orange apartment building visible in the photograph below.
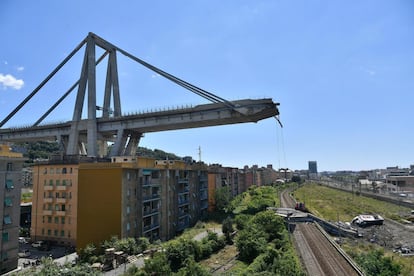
[31,161,79,247]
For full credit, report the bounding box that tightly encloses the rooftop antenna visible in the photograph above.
[198,146,201,162]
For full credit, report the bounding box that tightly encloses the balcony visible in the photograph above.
[178,178,189,184]
[55,211,66,216]
[43,210,53,215]
[44,186,53,191]
[178,211,189,219]
[200,192,208,200]
[178,198,189,206]
[56,198,67,203]
[56,185,67,191]
[44,198,53,203]
[143,208,159,217]
[177,220,190,231]
[143,223,159,232]
[143,194,160,202]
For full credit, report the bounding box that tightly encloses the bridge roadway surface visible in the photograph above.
[0,98,277,142]
[280,189,360,276]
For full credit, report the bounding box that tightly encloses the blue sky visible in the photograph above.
[1,1,413,171]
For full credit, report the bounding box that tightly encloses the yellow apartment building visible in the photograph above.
[76,157,208,251]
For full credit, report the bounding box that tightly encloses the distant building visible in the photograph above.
[0,144,26,274]
[308,161,318,174]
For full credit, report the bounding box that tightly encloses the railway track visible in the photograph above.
[281,188,362,276]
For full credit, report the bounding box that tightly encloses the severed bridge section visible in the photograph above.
[0,33,280,157]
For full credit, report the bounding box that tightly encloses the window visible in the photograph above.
[50,168,54,174]
[2,251,8,261]
[3,215,11,225]
[49,180,53,186]
[56,180,60,186]
[68,217,71,224]
[6,162,13,171]
[48,216,52,223]
[62,205,66,211]
[56,192,60,198]
[54,230,58,236]
[68,230,71,238]
[54,217,59,224]
[127,206,130,214]
[62,180,67,186]
[55,205,60,211]
[5,179,14,189]
[44,168,47,174]
[55,168,61,174]
[47,229,51,236]
[42,216,45,223]
[126,222,130,231]
[61,217,65,224]
[127,172,131,181]
[2,232,9,242]
[4,197,12,207]
[42,229,45,235]
[62,168,67,174]
[60,230,65,237]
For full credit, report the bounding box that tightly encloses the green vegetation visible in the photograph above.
[353,249,401,276]
[228,185,280,215]
[15,141,60,161]
[14,141,182,162]
[293,183,411,221]
[214,186,232,212]
[79,236,150,265]
[16,257,100,276]
[21,192,32,203]
[136,147,182,160]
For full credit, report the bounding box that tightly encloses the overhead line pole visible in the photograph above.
[0,38,88,128]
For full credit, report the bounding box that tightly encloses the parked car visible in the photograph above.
[18,250,31,258]
[18,237,28,244]
[31,241,44,248]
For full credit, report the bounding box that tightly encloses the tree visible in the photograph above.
[17,257,101,276]
[247,247,304,276]
[175,257,210,276]
[222,216,234,244]
[355,249,401,276]
[78,243,98,264]
[141,252,172,275]
[137,237,150,253]
[234,214,252,230]
[215,186,232,212]
[251,210,285,242]
[235,225,267,263]
[165,238,196,272]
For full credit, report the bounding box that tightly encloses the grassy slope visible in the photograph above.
[294,183,414,275]
[293,183,410,222]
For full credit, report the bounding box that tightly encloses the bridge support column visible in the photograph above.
[109,129,142,157]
